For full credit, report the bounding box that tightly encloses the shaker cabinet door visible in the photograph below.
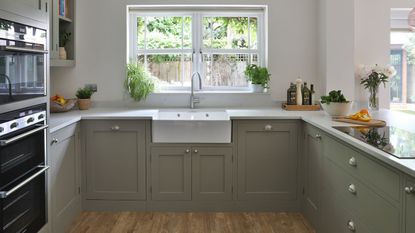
[237,120,299,201]
[85,120,146,200]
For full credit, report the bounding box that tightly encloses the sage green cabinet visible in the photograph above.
[150,146,233,201]
[236,120,299,201]
[404,177,415,233]
[12,0,49,22]
[303,124,323,231]
[49,123,81,233]
[192,147,233,201]
[150,147,192,201]
[85,120,146,201]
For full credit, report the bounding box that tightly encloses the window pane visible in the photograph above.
[137,17,145,49]
[390,32,415,110]
[202,54,253,87]
[183,17,192,49]
[138,54,192,87]
[250,17,258,49]
[203,17,249,49]
[146,17,184,49]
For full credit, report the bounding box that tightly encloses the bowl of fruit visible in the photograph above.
[50,95,77,113]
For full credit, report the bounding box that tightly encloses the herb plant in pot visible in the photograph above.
[244,64,271,93]
[76,87,94,110]
[320,90,353,116]
[59,31,71,60]
[125,63,155,101]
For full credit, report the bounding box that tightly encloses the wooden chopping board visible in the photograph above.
[332,117,386,127]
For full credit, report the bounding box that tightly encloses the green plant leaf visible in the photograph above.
[125,63,155,101]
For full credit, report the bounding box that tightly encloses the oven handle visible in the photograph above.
[2,46,49,54]
[0,125,48,147]
[0,165,49,199]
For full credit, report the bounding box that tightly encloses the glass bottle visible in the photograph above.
[287,83,296,105]
[310,84,315,105]
[302,82,311,105]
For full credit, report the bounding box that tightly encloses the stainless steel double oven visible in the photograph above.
[0,7,49,233]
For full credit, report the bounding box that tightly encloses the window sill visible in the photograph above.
[153,90,270,95]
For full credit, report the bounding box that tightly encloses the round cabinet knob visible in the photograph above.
[51,138,59,145]
[38,114,45,120]
[194,149,198,153]
[347,220,356,232]
[405,187,415,194]
[348,184,357,195]
[264,125,273,131]
[111,125,120,131]
[10,122,19,129]
[349,157,357,167]
[27,117,35,124]
[315,134,322,140]
[185,149,190,153]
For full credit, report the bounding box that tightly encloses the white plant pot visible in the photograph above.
[59,47,67,60]
[251,84,265,93]
[320,101,353,117]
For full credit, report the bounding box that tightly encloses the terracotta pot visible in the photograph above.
[78,99,91,110]
[59,47,67,60]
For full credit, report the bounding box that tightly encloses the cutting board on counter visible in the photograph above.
[332,117,386,127]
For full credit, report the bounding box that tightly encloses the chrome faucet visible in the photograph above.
[190,72,202,109]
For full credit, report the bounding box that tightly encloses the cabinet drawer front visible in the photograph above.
[50,123,78,144]
[324,136,400,202]
[405,177,415,233]
[321,187,372,233]
[324,159,401,233]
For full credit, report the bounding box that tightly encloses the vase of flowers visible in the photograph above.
[357,64,396,111]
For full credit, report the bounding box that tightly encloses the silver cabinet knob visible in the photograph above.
[347,220,356,232]
[194,149,198,153]
[348,184,357,195]
[264,124,273,131]
[405,187,415,194]
[349,157,357,167]
[111,125,120,131]
[51,138,59,145]
[185,149,190,153]
[315,134,322,140]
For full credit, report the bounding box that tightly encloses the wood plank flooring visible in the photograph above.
[69,212,315,233]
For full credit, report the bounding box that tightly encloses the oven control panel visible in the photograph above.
[0,111,46,137]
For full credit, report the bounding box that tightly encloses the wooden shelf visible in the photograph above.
[51,59,75,67]
[59,15,73,23]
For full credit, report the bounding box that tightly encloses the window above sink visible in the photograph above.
[127,5,267,92]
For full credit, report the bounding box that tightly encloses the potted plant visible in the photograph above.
[59,31,71,60]
[76,87,94,110]
[320,90,353,116]
[244,64,271,93]
[125,63,155,101]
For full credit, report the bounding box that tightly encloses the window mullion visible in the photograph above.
[144,17,148,68]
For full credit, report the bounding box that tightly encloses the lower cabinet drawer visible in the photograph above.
[321,190,372,233]
[324,159,401,233]
[324,136,400,202]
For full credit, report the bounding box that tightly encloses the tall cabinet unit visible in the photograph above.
[9,0,49,23]
[49,0,75,67]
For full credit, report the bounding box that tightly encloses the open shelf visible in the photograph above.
[59,15,73,23]
[51,59,75,67]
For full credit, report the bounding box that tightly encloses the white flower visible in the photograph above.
[385,65,397,77]
[357,64,374,78]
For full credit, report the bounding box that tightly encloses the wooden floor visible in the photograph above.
[69,212,315,233]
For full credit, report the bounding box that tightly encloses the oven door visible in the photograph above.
[0,165,48,233]
[0,47,46,105]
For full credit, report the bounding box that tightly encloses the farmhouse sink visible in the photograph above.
[152,109,231,143]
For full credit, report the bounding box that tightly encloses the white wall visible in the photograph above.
[318,0,355,100]
[354,0,415,109]
[50,0,319,105]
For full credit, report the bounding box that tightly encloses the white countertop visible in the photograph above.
[49,107,415,178]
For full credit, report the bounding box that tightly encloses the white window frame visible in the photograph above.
[127,6,267,91]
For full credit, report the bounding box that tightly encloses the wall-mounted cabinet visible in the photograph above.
[7,0,49,23]
[49,0,75,67]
